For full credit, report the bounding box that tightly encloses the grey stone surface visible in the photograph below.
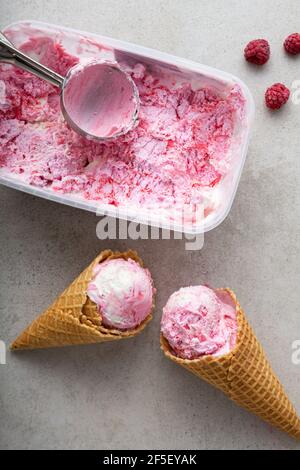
[0,0,300,450]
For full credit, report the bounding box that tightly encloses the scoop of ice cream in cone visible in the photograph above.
[11,250,155,350]
[87,258,154,330]
[161,285,237,359]
[161,286,300,441]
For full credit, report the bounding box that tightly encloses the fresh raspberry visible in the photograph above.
[284,33,300,55]
[244,39,270,65]
[265,83,290,110]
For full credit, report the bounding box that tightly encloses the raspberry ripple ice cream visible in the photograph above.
[161,286,237,359]
[0,26,246,226]
[87,258,154,330]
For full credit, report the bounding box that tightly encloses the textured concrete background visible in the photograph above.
[0,0,300,450]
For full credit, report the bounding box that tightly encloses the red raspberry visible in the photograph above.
[284,33,300,55]
[265,83,290,110]
[244,39,270,65]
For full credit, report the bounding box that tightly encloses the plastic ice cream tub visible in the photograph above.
[0,20,254,234]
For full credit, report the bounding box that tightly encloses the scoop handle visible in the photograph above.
[0,31,64,88]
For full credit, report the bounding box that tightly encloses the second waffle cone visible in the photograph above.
[161,288,300,440]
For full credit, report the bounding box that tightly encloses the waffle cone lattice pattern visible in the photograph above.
[161,289,300,440]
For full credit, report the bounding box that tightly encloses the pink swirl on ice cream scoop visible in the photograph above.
[87,258,154,330]
[161,285,237,359]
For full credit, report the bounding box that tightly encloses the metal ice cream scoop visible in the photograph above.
[0,31,140,141]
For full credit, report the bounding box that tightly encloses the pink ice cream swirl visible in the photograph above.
[87,258,154,330]
[161,285,237,359]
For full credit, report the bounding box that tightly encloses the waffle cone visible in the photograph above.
[11,250,153,350]
[161,289,300,440]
